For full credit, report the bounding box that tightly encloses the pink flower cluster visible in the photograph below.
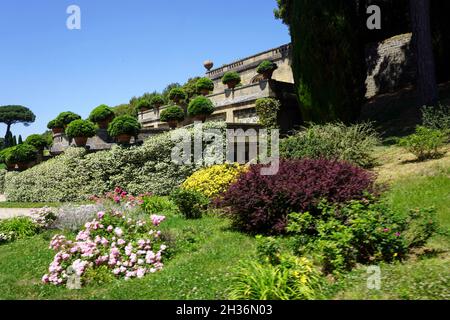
[42,209,166,286]
[89,187,152,208]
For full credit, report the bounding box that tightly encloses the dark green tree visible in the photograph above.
[12,135,17,146]
[18,135,23,144]
[0,105,36,147]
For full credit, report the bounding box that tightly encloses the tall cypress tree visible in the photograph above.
[18,135,23,144]
[12,135,17,146]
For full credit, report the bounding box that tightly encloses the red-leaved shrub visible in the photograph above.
[217,159,376,234]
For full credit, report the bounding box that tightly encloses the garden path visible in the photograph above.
[0,194,35,220]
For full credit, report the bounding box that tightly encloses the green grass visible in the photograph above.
[0,214,257,300]
[328,173,450,300]
[0,202,62,209]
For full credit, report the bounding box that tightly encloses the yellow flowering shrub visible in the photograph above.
[182,163,247,199]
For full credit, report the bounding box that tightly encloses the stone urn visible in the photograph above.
[116,134,132,144]
[52,127,64,135]
[74,136,89,147]
[203,60,214,71]
[167,120,178,130]
[226,80,239,90]
[97,116,114,130]
[193,114,208,123]
[262,70,275,80]
[6,163,16,171]
[16,162,30,171]
[200,89,210,96]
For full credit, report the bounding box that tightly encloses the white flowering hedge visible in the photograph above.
[5,122,227,202]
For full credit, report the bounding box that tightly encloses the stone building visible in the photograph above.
[139,43,302,133]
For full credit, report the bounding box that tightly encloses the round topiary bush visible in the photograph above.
[187,96,215,120]
[56,112,82,127]
[221,72,241,88]
[47,119,64,130]
[107,115,141,138]
[66,120,97,138]
[150,95,165,108]
[160,105,185,125]
[25,134,48,150]
[257,60,278,76]
[196,77,215,94]
[217,159,376,235]
[168,88,187,103]
[5,144,38,165]
[136,99,152,112]
[88,105,115,124]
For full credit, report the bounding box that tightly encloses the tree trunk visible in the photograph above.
[410,0,439,106]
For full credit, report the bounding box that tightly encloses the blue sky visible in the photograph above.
[0,0,290,139]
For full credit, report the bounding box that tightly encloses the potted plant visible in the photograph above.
[168,88,187,104]
[187,96,215,122]
[160,105,185,129]
[136,99,152,113]
[221,72,241,89]
[257,60,278,80]
[56,111,82,129]
[149,94,166,109]
[47,119,64,135]
[107,115,142,144]
[5,144,38,171]
[88,105,116,129]
[196,77,215,96]
[66,119,97,147]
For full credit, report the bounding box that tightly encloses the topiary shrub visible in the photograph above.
[88,105,115,123]
[168,88,187,103]
[5,144,38,165]
[66,120,97,138]
[217,159,376,235]
[149,95,165,108]
[187,96,215,118]
[221,72,241,88]
[182,163,247,199]
[135,99,152,112]
[25,134,48,150]
[56,111,82,127]
[255,98,281,129]
[196,77,214,94]
[280,122,379,168]
[398,126,447,161]
[170,188,209,219]
[47,119,64,130]
[107,115,141,137]
[160,105,185,123]
[257,60,278,75]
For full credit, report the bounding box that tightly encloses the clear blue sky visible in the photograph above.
[0,0,290,139]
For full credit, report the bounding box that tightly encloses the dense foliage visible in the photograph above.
[187,96,215,117]
[0,105,36,147]
[4,122,227,202]
[195,77,214,93]
[25,134,48,150]
[149,95,166,108]
[257,60,278,74]
[422,104,450,132]
[5,144,37,164]
[168,88,187,102]
[182,163,246,199]
[160,106,185,123]
[89,105,115,123]
[255,98,281,129]
[135,99,152,111]
[221,72,241,86]
[218,159,375,235]
[47,119,64,129]
[107,115,141,137]
[170,188,209,219]
[280,122,379,168]
[66,120,97,138]
[56,112,82,127]
[399,126,447,161]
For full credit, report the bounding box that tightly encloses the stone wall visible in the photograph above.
[365,33,416,99]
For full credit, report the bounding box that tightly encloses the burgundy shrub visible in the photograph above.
[217,159,376,234]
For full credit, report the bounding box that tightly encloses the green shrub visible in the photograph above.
[5,144,38,164]
[168,88,187,102]
[149,95,165,108]
[255,98,281,129]
[0,217,38,241]
[4,122,227,202]
[25,134,48,150]
[142,196,177,216]
[421,104,450,131]
[287,199,439,274]
[280,122,379,168]
[196,77,214,93]
[0,169,6,193]
[187,96,215,117]
[89,105,115,123]
[221,72,241,86]
[228,254,322,300]
[160,106,185,122]
[107,115,141,137]
[135,99,152,111]
[169,188,209,219]
[47,119,64,130]
[257,60,278,74]
[0,147,14,164]
[398,126,447,161]
[66,120,97,138]
[55,111,82,127]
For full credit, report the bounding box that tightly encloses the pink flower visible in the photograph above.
[136,268,146,278]
[97,211,106,219]
[114,227,123,237]
[42,274,49,284]
[117,239,126,246]
[150,215,166,227]
[107,226,113,232]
